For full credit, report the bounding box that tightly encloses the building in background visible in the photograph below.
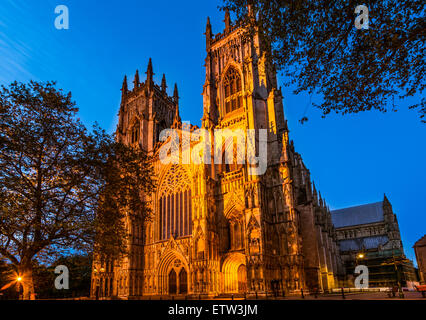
[331,196,418,288]
[91,9,345,299]
[414,235,426,284]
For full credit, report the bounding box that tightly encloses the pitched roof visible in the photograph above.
[331,202,384,228]
[414,235,426,247]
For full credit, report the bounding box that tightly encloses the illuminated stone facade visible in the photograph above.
[91,11,344,299]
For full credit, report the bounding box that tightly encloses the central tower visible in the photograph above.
[197,10,308,295]
[202,10,286,163]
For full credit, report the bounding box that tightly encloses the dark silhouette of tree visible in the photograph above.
[222,0,425,122]
[33,254,92,299]
[0,81,154,299]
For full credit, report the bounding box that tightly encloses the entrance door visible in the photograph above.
[179,269,188,294]
[169,269,177,294]
[237,265,247,293]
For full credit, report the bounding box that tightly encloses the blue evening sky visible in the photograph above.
[0,0,424,264]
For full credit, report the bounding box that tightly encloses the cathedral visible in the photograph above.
[91,10,345,299]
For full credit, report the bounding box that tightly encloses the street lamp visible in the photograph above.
[357,253,365,259]
[93,268,100,300]
[16,275,23,300]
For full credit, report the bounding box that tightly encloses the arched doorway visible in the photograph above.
[158,249,190,295]
[169,269,177,294]
[221,252,247,293]
[179,269,188,294]
[237,265,247,293]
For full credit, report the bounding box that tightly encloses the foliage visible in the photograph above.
[0,81,154,298]
[222,0,425,122]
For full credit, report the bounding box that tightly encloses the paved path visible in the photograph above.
[131,291,425,300]
[268,291,426,300]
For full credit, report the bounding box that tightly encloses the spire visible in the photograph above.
[171,83,181,128]
[173,83,179,104]
[146,58,154,90]
[247,3,254,17]
[383,193,392,212]
[121,75,128,95]
[224,9,231,33]
[312,181,318,204]
[133,69,140,89]
[205,17,212,51]
[161,74,167,93]
[312,181,317,196]
[172,104,181,127]
[384,193,390,204]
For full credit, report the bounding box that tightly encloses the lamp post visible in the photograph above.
[16,276,23,300]
[100,267,105,298]
[355,252,365,290]
[356,252,365,267]
[93,268,100,300]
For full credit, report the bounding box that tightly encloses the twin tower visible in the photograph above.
[92,10,344,299]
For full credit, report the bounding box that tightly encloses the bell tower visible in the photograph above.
[117,59,179,154]
[202,10,288,167]
[199,10,307,296]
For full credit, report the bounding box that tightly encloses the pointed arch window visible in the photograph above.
[160,189,192,240]
[223,68,243,114]
[131,122,140,144]
[159,166,192,240]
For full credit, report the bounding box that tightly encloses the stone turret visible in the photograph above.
[133,69,140,89]
[224,9,231,34]
[205,17,212,50]
[146,58,154,91]
[161,73,167,93]
[121,75,128,96]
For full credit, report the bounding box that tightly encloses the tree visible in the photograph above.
[223,0,425,122]
[0,81,154,299]
[33,254,92,299]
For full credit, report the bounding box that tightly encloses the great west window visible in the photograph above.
[159,190,192,240]
[159,166,192,240]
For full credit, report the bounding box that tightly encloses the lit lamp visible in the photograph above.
[93,268,100,300]
[357,253,365,259]
[99,267,106,298]
[16,275,23,300]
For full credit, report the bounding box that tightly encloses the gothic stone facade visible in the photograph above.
[91,12,344,299]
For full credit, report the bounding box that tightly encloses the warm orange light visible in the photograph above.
[358,253,365,259]
[17,276,22,282]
